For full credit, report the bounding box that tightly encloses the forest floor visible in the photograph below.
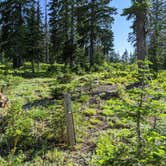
[0,63,166,165]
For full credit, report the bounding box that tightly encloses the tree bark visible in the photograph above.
[13,56,23,69]
[31,57,35,74]
[45,0,49,63]
[135,0,147,63]
[136,13,147,62]
[89,0,95,68]
[70,0,75,68]
[13,2,24,68]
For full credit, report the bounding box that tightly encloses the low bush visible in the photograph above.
[0,102,65,157]
[91,130,166,166]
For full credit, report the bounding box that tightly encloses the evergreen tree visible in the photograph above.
[109,51,120,62]
[49,0,116,68]
[123,0,150,63]
[121,49,129,63]
[0,0,30,68]
[76,0,116,68]
[49,0,63,63]
[100,29,114,58]
[129,51,136,63]
[44,0,49,63]
[148,0,166,71]
[49,0,76,66]
[25,0,44,73]
[36,0,44,64]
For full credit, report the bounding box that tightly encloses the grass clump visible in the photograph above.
[90,118,102,125]
[84,108,96,116]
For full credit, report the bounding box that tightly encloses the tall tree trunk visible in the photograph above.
[153,0,160,72]
[89,0,95,68]
[136,0,147,62]
[63,0,70,66]
[45,0,49,63]
[13,56,22,69]
[70,0,75,68]
[13,2,24,68]
[31,57,35,74]
[90,33,94,67]
[136,14,147,61]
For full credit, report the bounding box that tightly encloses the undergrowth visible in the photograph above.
[0,62,165,165]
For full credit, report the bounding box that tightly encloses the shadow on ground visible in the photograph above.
[22,97,56,110]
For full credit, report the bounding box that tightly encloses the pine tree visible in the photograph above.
[36,0,44,65]
[109,51,120,62]
[49,0,62,63]
[26,0,44,73]
[123,0,150,63]
[49,0,116,68]
[100,29,114,58]
[44,0,50,63]
[0,22,3,62]
[121,49,129,63]
[148,0,166,71]
[129,51,136,63]
[49,0,76,65]
[76,0,116,68]
[0,0,30,68]
[160,0,166,68]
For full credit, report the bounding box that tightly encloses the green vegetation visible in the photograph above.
[0,62,165,165]
[0,0,166,165]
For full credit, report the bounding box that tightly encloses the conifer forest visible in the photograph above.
[0,0,166,165]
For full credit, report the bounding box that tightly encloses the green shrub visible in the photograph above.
[1,103,34,153]
[79,95,90,103]
[90,118,102,125]
[47,63,65,75]
[102,109,114,117]
[91,130,166,166]
[0,102,66,156]
[57,74,73,84]
[51,84,65,99]
[84,109,96,116]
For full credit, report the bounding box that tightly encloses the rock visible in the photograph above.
[0,92,9,108]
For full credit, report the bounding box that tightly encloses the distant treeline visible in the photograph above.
[0,0,166,72]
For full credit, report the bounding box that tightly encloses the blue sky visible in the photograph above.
[111,0,134,55]
[41,0,134,55]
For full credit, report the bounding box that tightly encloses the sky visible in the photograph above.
[111,0,134,55]
[41,0,134,55]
